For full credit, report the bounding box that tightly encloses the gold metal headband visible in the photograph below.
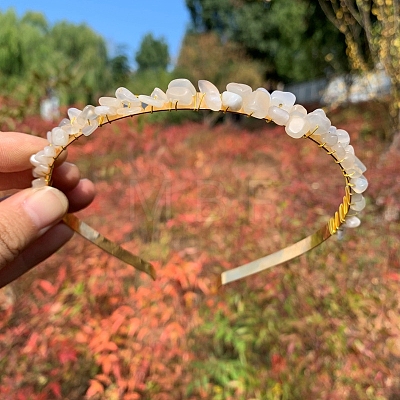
[30,79,368,286]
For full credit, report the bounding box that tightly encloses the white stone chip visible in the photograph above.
[354,156,367,173]
[99,97,122,108]
[138,95,164,108]
[226,83,252,100]
[350,195,366,212]
[198,80,222,111]
[116,107,143,116]
[168,79,196,95]
[43,146,56,157]
[344,216,361,228]
[285,114,310,138]
[346,165,363,179]
[243,90,271,119]
[77,105,98,126]
[336,129,350,146]
[32,178,47,188]
[51,127,69,146]
[345,145,355,155]
[166,86,194,106]
[290,104,307,115]
[95,105,116,116]
[221,91,243,111]
[270,90,296,112]
[350,175,368,194]
[331,142,346,160]
[115,87,141,106]
[320,131,338,146]
[306,111,331,135]
[33,164,50,176]
[82,120,99,136]
[67,108,81,121]
[341,153,355,169]
[267,106,289,126]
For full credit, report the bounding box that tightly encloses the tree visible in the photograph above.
[0,9,117,128]
[49,21,112,104]
[135,33,170,72]
[185,0,350,84]
[0,9,52,127]
[109,46,131,88]
[176,31,264,91]
[319,0,400,142]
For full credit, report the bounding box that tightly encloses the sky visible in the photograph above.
[0,0,191,67]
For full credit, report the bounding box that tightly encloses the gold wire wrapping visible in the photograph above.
[44,95,354,286]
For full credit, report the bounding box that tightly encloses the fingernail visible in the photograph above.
[23,187,69,230]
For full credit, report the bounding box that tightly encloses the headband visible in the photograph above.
[30,79,368,285]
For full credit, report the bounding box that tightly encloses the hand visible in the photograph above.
[0,132,95,287]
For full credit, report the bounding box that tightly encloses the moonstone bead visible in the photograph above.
[350,175,368,194]
[32,169,43,178]
[168,79,196,95]
[341,153,355,169]
[58,118,70,127]
[35,150,52,165]
[67,108,85,129]
[152,88,168,101]
[285,114,311,138]
[311,108,327,118]
[61,124,80,136]
[306,111,331,135]
[33,164,50,176]
[256,87,270,95]
[336,129,350,147]
[67,108,81,121]
[320,131,338,146]
[351,193,363,202]
[267,106,289,126]
[331,142,346,160]
[344,216,361,228]
[95,105,117,116]
[166,86,194,105]
[82,120,99,136]
[116,106,143,116]
[43,146,56,157]
[345,145,355,155]
[290,104,307,115]
[350,195,366,212]
[271,90,296,112]
[221,91,243,111]
[139,88,168,107]
[30,154,42,167]
[77,105,98,126]
[32,178,46,188]
[198,79,222,111]
[354,156,367,173]
[346,165,363,178]
[99,97,122,108]
[51,127,69,146]
[137,95,164,108]
[115,87,141,106]
[226,83,252,100]
[243,90,271,118]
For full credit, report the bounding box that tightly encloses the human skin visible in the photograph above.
[0,132,95,288]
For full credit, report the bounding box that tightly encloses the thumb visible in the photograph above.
[0,186,68,268]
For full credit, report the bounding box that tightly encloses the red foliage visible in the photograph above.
[0,109,399,399]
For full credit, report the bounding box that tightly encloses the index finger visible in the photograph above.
[0,131,67,173]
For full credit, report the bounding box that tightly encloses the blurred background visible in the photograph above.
[0,1,399,399]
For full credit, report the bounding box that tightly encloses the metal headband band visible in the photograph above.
[30,81,367,286]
